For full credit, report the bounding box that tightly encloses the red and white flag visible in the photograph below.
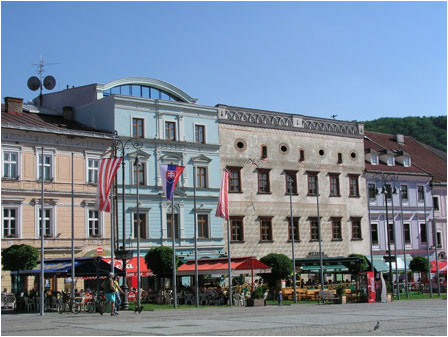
[215,169,229,220]
[96,157,122,212]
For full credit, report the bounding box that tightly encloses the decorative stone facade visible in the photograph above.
[217,104,369,261]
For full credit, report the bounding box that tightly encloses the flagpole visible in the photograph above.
[227,217,232,307]
[71,152,75,308]
[135,152,141,310]
[40,147,45,316]
[316,175,324,304]
[172,195,177,308]
[391,185,400,300]
[193,166,199,307]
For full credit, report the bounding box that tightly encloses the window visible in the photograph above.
[299,149,305,161]
[351,217,362,240]
[87,158,99,184]
[387,223,395,243]
[38,208,52,238]
[433,196,440,211]
[310,217,319,241]
[3,207,17,238]
[403,156,410,167]
[329,174,340,197]
[307,172,318,196]
[371,223,378,244]
[331,217,342,240]
[196,167,207,188]
[337,153,343,164]
[387,155,394,166]
[257,169,270,194]
[403,223,411,243]
[400,185,408,201]
[165,121,176,141]
[349,175,360,197]
[38,154,52,181]
[3,151,18,179]
[167,214,179,239]
[228,167,242,193]
[133,213,147,239]
[418,186,425,202]
[285,171,297,195]
[384,184,392,199]
[88,210,101,237]
[132,118,144,138]
[133,161,145,185]
[420,223,427,243]
[261,145,268,159]
[287,217,300,241]
[260,217,273,241]
[197,214,209,238]
[371,154,378,165]
[230,216,244,242]
[436,232,442,248]
[195,125,205,144]
[368,183,376,200]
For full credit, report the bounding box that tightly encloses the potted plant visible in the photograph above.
[246,286,267,307]
[335,285,347,304]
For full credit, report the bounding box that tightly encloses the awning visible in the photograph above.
[177,256,271,276]
[368,256,389,272]
[430,260,447,274]
[102,257,154,277]
[11,257,123,277]
[368,254,412,273]
[300,264,349,273]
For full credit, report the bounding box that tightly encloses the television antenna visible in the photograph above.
[27,53,59,106]
[331,114,338,120]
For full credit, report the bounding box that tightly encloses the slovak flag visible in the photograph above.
[160,164,185,200]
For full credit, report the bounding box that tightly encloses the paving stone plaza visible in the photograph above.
[1,299,446,336]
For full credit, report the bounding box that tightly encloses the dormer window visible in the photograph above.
[387,155,394,166]
[371,154,378,165]
[403,156,411,167]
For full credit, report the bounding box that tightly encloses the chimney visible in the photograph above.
[4,97,23,115]
[63,106,74,121]
[394,134,404,145]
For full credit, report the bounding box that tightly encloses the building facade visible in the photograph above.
[217,104,369,265]
[1,97,114,291]
[34,78,224,261]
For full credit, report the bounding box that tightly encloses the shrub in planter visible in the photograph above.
[251,286,267,299]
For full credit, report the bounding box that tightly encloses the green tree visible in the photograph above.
[1,244,39,271]
[347,254,369,273]
[409,255,429,293]
[260,253,292,296]
[144,246,179,277]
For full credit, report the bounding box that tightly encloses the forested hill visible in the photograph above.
[363,116,447,152]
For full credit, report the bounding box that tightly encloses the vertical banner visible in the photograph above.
[159,164,185,200]
[367,271,376,303]
[96,157,123,212]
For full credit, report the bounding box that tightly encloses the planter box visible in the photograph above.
[246,298,266,307]
[340,295,347,304]
[387,293,393,302]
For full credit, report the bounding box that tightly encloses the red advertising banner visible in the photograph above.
[367,271,375,303]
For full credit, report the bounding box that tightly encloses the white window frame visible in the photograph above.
[193,123,207,144]
[403,156,411,167]
[2,147,21,179]
[387,155,395,166]
[35,148,56,181]
[370,222,380,248]
[86,156,100,184]
[35,206,56,238]
[403,222,412,246]
[131,210,150,239]
[371,154,378,165]
[196,166,208,189]
[417,185,425,203]
[400,184,409,202]
[130,115,146,138]
[433,196,440,212]
[419,222,428,245]
[196,211,211,239]
[86,208,103,238]
[131,160,147,186]
[161,202,184,239]
[2,203,22,239]
[164,119,177,141]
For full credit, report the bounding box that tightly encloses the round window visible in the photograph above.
[234,139,247,151]
[319,149,325,156]
[280,144,289,153]
[351,152,357,159]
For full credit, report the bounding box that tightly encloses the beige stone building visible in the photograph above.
[1,98,113,292]
[217,105,369,268]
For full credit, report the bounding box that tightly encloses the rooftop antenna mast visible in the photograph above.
[28,52,59,106]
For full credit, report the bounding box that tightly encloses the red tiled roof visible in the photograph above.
[365,131,446,183]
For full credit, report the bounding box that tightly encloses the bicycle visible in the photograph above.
[86,292,106,315]
[57,292,81,314]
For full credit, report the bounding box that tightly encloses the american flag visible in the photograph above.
[215,169,229,220]
[96,157,122,212]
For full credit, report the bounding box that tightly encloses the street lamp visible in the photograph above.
[133,141,143,311]
[112,131,141,310]
[287,175,297,303]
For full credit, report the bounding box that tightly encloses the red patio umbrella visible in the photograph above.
[430,260,447,274]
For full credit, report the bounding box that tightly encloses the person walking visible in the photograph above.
[103,273,116,316]
[113,276,124,315]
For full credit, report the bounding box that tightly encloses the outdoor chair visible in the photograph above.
[232,293,245,306]
[184,292,194,305]
[24,297,35,312]
[199,293,208,305]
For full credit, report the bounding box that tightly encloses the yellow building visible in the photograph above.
[1,97,114,292]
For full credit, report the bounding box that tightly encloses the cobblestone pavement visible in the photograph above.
[1,299,446,336]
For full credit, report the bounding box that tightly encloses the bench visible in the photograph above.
[319,291,340,304]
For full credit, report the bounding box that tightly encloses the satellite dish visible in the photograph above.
[27,76,41,91]
[43,75,56,90]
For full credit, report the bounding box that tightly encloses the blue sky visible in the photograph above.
[1,1,446,121]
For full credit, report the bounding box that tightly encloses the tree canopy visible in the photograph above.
[260,253,292,288]
[409,256,429,274]
[348,254,369,273]
[144,246,179,277]
[363,116,446,152]
[1,244,39,271]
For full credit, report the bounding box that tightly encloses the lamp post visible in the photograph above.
[40,147,45,316]
[422,184,433,298]
[112,131,141,309]
[134,141,143,311]
[390,184,400,300]
[398,184,409,299]
[315,174,324,304]
[288,176,297,303]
